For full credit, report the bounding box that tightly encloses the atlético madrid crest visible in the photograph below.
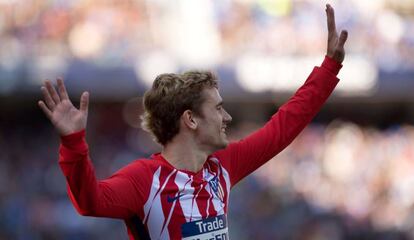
[209,175,225,203]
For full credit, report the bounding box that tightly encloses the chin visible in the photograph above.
[205,136,229,153]
[217,139,229,150]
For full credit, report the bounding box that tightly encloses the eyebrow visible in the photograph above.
[216,101,223,107]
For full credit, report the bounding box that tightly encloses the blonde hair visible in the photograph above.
[141,71,218,145]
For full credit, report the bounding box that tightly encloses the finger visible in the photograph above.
[79,92,89,114]
[326,4,337,35]
[337,30,348,48]
[41,86,56,110]
[38,100,53,119]
[45,80,61,104]
[57,77,70,100]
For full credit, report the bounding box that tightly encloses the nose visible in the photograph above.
[223,109,232,123]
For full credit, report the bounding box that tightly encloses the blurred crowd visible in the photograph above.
[0,0,414,93]
[229,120,414,240]
[1,103,414,239]
[2,1,414,239]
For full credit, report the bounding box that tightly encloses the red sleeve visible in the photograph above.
[215,56,342,187]
[59,130,150,219]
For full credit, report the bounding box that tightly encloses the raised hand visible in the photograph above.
[326,4,348,63]
[38,78,89,136]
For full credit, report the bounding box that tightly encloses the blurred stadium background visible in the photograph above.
[1,0,414,239]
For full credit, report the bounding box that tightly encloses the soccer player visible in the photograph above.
[38,4,347,240]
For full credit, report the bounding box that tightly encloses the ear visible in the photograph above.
[182,110,198,130]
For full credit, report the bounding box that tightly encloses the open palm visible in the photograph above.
[38,78,89,136]
[325,4,348,63]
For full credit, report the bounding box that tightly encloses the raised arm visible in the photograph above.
[217,4,348,186]
[38,79,144,219]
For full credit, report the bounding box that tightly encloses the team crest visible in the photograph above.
[209,175,225,203]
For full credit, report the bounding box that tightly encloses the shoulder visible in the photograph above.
[113,157,162,179]
[210,144,237,170]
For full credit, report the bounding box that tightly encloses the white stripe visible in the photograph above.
[205,182,225,215]
[221,165,231,205]
[191,185,203,221]
[159,191,179,239]
[143,168,177,239]
[175,172,193,222]
[147,190,166,239]
[143,167,161,222]
[175,172,203,222]
[203,168,212,217]
[206,193,211,218]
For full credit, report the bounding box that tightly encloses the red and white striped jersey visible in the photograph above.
[136,154,231,239]
[59,56,342,239]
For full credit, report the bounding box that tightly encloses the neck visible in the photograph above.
[161,135,209,173]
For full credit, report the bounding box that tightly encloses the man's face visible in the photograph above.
[195,87,232,153]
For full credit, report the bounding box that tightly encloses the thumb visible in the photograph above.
[80,91,89,114]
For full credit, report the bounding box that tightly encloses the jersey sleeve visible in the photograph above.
[59,130,150,219]
[216,56,342,187]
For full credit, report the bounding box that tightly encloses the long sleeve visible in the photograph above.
[59,130,148,219]
[216,56,342,187]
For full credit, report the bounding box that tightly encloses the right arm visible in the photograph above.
[39,79,146,219]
